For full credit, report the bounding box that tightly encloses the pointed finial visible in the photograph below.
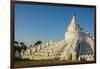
[73,8,76,16]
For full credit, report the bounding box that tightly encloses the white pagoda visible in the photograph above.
[21,14,94,61]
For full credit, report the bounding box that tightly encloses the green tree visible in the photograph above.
[34,40,42,46]
[20,42,27,51]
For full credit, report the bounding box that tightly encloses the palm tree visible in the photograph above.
[34,40,42,46]
[14,41,19,53]
[20,42,27,51]
[14,41,22,59]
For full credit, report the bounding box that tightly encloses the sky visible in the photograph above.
[15,3,95,46]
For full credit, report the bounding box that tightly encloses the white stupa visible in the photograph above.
[21,14,94,61]
[62,14,94,61]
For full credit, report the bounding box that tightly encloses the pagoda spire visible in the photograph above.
[72,8,77,22]
[65,10,80,40]
[73,8,76,16]
[73,9,75,16]
[67,9,80,32]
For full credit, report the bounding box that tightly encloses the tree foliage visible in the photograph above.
[34,40,42,46]
[14,41,27,53]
